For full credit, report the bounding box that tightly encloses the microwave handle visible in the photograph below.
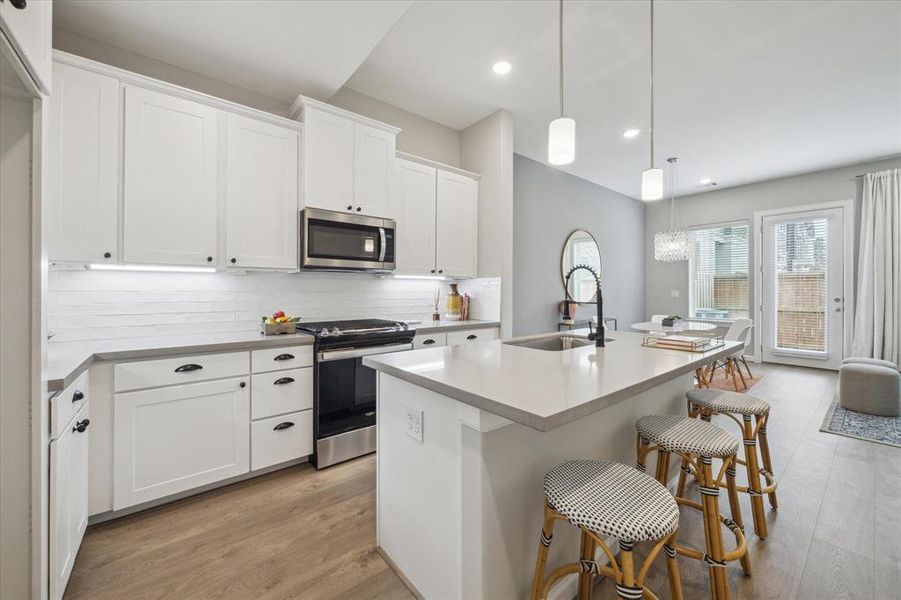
[378,227,387,262]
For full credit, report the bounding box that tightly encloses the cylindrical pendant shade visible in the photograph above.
[641,168,664,201]
[548,117,576,165]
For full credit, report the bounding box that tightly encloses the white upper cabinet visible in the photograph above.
[436,169,479,278]
[292,96,399,218]
[303,105,355,213]
[48,63,120,264]
[123,85,219,266]
[226,114,299,270]
[353,122,396,218]
[395,158,437,275]
[0,0,52,93]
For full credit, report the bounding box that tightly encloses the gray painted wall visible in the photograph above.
[644,155,901,354]
[513,154,646,336]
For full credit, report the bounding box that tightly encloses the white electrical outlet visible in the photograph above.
[670,289,680,299]
[405,405,423,443]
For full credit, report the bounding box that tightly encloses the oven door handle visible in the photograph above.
[378,227,387,262]
[318,343,413,362]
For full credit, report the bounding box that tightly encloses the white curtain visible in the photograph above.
[851,168,900,366]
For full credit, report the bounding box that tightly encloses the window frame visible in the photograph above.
[687,220,751,323]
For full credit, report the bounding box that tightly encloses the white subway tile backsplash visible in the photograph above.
[48,270,501,343]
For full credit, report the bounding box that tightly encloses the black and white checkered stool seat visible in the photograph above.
[686,389,770,416]
[544,459,679,543]
[636,415,739,458]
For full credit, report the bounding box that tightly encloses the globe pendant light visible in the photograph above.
[641,0,663,200]
[654,157,690,261]
[548,0,575,166]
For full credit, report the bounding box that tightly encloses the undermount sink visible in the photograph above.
[504,334,612,352]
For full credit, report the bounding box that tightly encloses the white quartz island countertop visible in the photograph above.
[364,330,741,432]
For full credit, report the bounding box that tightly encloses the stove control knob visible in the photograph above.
[330,327,341,335]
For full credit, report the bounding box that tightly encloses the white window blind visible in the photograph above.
[773,218,828,353]
[688,223,749,320]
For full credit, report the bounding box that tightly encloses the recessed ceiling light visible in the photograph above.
[492,60,512,75]
[622,128,640,139]
[698,177,713,186]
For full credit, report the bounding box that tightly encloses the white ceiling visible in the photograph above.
[53,1,901,199]
[52,0,413,101]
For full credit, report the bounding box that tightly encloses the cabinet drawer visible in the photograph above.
[114,352,248,392]
[413,332,447,349]
[251,367,313,420]
[447,327,499,346]
[251,410,313,471]
[51,370,89,440]
[251,345,314,373]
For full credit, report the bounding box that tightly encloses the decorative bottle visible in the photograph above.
[444,283,462,321]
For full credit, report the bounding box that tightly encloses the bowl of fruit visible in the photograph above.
[261,311,300,335]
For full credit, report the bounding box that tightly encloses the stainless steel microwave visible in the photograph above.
[299,208,396,272]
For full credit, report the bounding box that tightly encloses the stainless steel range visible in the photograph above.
[296,319,415,469]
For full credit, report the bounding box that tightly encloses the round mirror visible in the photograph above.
[561,229,601,303]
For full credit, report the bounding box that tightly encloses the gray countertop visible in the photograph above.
[363,330,741,432]
[45,319,500,393]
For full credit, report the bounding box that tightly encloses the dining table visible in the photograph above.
[630,320,720,335]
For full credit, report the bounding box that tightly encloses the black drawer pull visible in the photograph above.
[466,334,478,340]
[174,363,203,373]
[73,419,90,433]
[422,339,436,345]
[273,377,295,385]
[274,353,294,361]
[273,421,295,431]
[72,390,85,403]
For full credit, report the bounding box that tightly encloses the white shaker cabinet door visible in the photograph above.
[50,402,90,600]
[48,63,120,263]
[123,85,219,266]
[436,170,478,278]
[113,378,250,510]
[395,159,437,275]
[353,122,396,218]
[0,0,52,93]
[226,113,298,269]
[302,106,354,214]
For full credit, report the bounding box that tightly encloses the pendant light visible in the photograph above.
[548,0,575,165]
[654,157,690,261]
[641,0,663,200]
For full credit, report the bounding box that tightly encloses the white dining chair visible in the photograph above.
[704,318,753,390]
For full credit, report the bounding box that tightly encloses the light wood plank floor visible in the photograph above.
[66,363,900,599]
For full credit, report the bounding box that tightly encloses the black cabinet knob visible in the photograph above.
[72,390,84,403]
[230,257,237,264]
[239,381,246,388]
[466,334,477,340]
[347,205,353,211]
[438,270,443,274]
[356,207,361,212]
[430,269,436,274]
[103,252,112,259]
[206,256,213,262]
[10,0,28,9]
[73,418,90,433]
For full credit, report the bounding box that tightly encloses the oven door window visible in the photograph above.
[317,357,376,439]
[307,219,380,261]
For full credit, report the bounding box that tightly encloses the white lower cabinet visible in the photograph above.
[446,327,499,346]
[251,410,314,471]
[251,367,314,420]
[113,377,250,510]
[50,401,90,600]
[413,332,447,349]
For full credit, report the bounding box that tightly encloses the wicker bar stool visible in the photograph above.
[530,459,683,600]
[635,415,749,600]
[684,389,778,539]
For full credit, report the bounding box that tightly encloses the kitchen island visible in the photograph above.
[363,330,740,600]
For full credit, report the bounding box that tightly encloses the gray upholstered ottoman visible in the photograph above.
[839,357,901,417]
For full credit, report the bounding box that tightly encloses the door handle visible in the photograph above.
[73,419,90,433]
[378,227,387,262]
[274,353,295,361]
[174,363,203,373]
[273,377,295,385]
[273,421,295,431]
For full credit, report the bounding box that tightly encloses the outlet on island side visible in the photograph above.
[405,405,423,443]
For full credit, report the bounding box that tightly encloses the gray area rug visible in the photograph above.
[820,399,901,448]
